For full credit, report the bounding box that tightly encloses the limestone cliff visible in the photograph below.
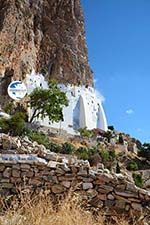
[0,0,93,98]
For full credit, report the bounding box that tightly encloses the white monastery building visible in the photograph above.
[25,71,108,134]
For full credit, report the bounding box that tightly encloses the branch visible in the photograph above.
[29,109,38,123]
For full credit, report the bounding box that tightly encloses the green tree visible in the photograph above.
[29,81,68,123]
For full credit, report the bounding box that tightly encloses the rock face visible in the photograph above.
[0,0,93,99]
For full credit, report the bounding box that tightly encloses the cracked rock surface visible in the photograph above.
[0,0,93,102]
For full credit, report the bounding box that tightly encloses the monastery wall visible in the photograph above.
[25,72,108,133]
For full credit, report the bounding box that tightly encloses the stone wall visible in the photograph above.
[0,153,150,214]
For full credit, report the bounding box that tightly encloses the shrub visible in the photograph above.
[88,147,98,157]
[76,147,89,160]
[103,131,113,142]
[99,148,110,162]
[108,126,115,131]
[118,134,124,144]
[116,162,121,173]
[49,142,61,153]
[27,130,50,149]
[132,173,143,188]
[127,161,138,171]
[61,142,75,154]
[76,146,99,161]
[3,102,14,114]
[109,149,116,160]
[138,143,150,160]
[0,112,26,136]
[78,127,94,138]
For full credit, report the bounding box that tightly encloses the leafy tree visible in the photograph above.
[29,81,68,123]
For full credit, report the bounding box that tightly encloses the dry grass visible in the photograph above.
[0,193,145,225]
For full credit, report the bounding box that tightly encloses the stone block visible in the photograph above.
[115,190,138,198]
[87,189,98,198]
[61,181,71,188]
[114,194,130,203]
[55,168,65,175]
[125,204,130,211]
[21,171,34,178]
[12,165,20,170]
[29,179,42,186]
[131,203,142,211]
[51,184,65,194]
[98,194,107,201]
[1,183,13,189]
[107,194,115,200]
[20,164,31,169]
[89,197,103,208]
[0,165,5,172]
[82,177,94,182]
[78,168,88,176]
[0,179,10,183]
[12,169,21,178]
[82,182,93,190]
[3,167,11,178]
[97,188,110,194]
[10,177,22,183]
[99,185,114,192]
[94,179,105,185]
[145,179,150,188]
[59,164,70,172]
[116,184,126,192]
[70,166,78,174]
[126,182,138,192]
[46,175,58,184]
[115,200,126,209]
[47,161,59,169]
[105,200,115,208]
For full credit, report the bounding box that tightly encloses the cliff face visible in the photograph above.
[0,0,93,96]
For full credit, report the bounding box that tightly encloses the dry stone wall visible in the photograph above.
[0,153,150,214]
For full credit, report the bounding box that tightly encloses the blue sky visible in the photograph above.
[81,0,150,143]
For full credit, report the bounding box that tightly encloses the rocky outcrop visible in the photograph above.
[0,0,93,97]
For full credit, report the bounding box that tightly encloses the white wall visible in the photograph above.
[25,72,108,134]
